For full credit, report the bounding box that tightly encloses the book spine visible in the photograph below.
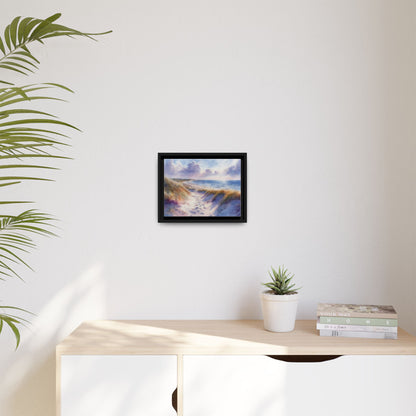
[318,316,398,327]
[319,330,398,339]
[317,311,397,319]
[316,323,398,333]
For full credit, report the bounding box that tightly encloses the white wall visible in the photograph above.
[0,1,415,415]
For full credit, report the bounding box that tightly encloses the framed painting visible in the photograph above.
[158,153,247,223]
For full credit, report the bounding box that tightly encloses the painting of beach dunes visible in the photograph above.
[158,153,247,222]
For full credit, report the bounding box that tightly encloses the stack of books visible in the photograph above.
[317,303,398,339]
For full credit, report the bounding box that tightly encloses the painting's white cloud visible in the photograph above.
[180,160,201,177]
[164,159,241,180]
[164,159,177,177]
[200,168,220,178]
[224,160,241,178]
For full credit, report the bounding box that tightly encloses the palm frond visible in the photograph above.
[0,83,75,187]
[0,14,110,349]
[0,14,111,82]
[0,305,33,348]
[0,210,56,280]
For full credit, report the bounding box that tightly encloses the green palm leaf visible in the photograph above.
[0,305,34,348]
[0,84,75,177]
[0,13,110,348]
[0,210,56,280]
[0,14,111,82]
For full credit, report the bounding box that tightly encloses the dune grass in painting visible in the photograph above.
[164,178,241,217]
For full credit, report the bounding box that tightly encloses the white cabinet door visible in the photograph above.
[183,355,287,416]
[183,355,416,416]
[61,355,177,416]
[284,355,416,416]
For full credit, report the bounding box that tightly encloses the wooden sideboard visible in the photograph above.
[56,320,416,416]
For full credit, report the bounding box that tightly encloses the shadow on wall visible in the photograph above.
[0,264,106,416]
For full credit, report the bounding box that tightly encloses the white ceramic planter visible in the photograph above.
[261,291,299,332]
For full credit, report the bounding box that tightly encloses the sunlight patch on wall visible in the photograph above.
[0,263,107,416]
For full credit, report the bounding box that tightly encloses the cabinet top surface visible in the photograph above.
[56,320,416,355]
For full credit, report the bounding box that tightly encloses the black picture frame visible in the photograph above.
[158,153,247,223]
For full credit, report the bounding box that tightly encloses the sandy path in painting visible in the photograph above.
[179,190,213,216]
[163,177,241,217]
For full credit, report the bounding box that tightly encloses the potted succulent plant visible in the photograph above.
[261,265,300,332]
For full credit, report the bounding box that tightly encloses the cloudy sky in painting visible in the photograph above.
[164,159,241,180]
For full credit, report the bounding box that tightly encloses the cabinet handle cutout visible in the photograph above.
[267,355,341,363]
[172,387,178,413]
